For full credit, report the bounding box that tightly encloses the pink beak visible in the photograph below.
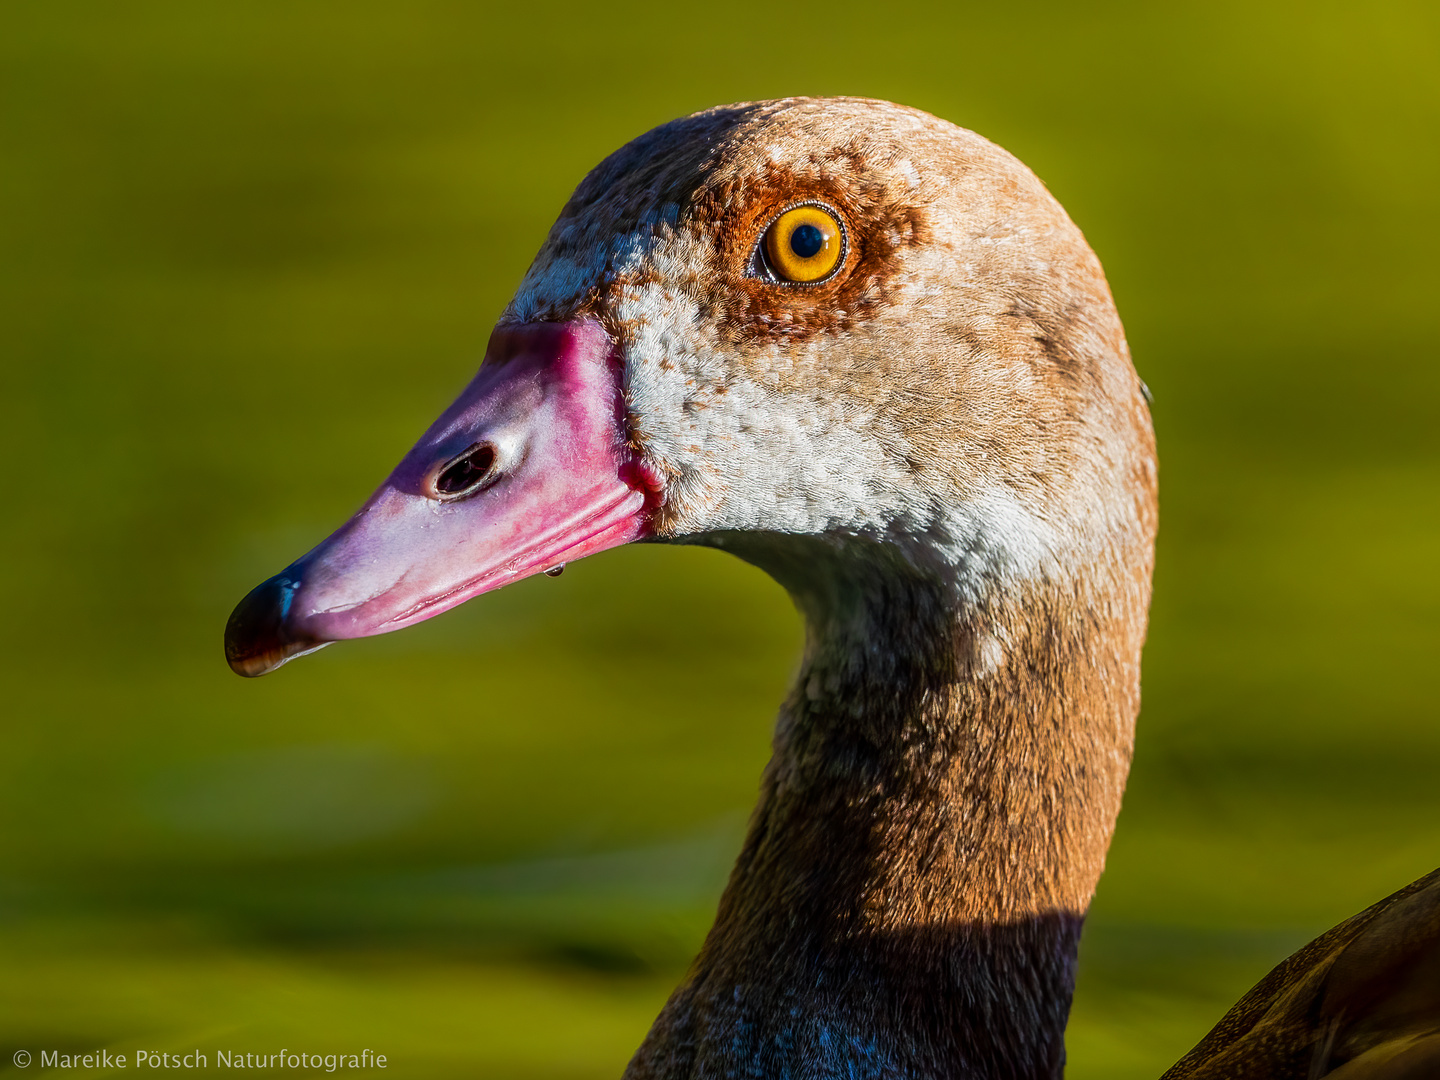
[224,319,657,677]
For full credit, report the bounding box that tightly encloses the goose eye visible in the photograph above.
[763,205,844,284]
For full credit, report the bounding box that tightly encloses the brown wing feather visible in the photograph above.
[1162,868,1440,1079]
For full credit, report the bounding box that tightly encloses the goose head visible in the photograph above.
[225,97,1155,683]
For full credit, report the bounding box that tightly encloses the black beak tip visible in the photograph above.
[224,574,321,678]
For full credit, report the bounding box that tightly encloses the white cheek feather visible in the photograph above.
[619,294,1061,606]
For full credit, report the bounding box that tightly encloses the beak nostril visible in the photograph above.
[433,442,498,499]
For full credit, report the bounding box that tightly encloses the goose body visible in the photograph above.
[225,98,1440,1079]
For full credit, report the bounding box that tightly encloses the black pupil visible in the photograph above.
[790,223,825,259]
[435,444,496,496]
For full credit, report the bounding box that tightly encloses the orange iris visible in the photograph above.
[763,205,844,283]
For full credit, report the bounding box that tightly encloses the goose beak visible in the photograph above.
[224,319,656,677]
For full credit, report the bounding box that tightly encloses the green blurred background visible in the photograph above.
[2,1,1437,1075]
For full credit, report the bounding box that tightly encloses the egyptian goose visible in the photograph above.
[224,98,1440,1079]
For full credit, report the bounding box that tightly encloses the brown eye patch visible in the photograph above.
[685,149,930,346]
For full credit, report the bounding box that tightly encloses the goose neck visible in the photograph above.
[628,531,1144,1079]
